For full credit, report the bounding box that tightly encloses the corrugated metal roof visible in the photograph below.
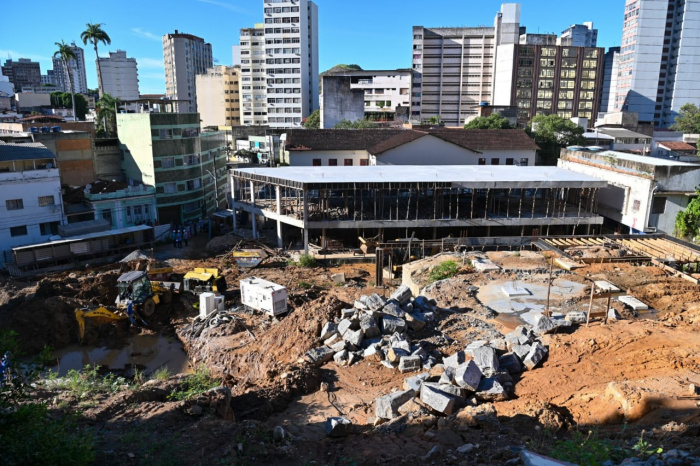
[12,225,153,251]
[0,142,55,162]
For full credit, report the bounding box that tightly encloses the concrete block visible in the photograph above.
[402,302,414,313]
[323,333,340,347]
[426,382,462,398]
[472,346,499,377]
[476,377,508,402]
[411,346,428,361]
[533,315,558,335]
[413,296,437,312]
[443,350,466,368]
[498,353,523,375]
[381,315,406,335]
[306,346,335,366]
[354,299,368,311]
[553,319,573,330]
[360,315,380,338]
[390,285,412,304]
[465,340,488,356]
[348,352,361,366]
[399,355,422,373]
[343,328,364,347]
[363,344,382,361]
[523,342,547,370]
[330,340,347,353]
[491,371,514,394]
[420,383,456,415]
[405,312,427,331]
[333,349,349,366]
[320,322,337,341]
[387,347,410,364]
[340,308,355,319]
[618,295,648,311]
[325,416,352,437]
[366,293,387,311]
[331,273,346,284]
[566,311,587,323]
[472,258,500,272]
[375,389,416,419]
[403,372,430,392]
[439,366,456,385]
[594,280,620,293]
[489,338,508,353]
[337,318,353,336]
[381,300,405,319]
[502,282,531,297]
[608,308,622,321]
[513,344,531,361]
[454,360,482,391]
[381,360,396,370]
[429,364,446,378]
[505,326,532,347]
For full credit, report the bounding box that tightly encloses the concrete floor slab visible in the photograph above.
[618,295,648,311]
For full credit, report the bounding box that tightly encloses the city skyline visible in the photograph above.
[0,0,626,95]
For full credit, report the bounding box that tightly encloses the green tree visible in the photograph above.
[464,114,514,129]
[425,115,443,126]
[304,109,320,129]
[671,103,700,134]
[334,119,378,129]
[50,92,88,120]
[96,92,119,137]
[675,190,700,240]
[53,41,77,120]
[527,114,585,165]
[81,23,111,98]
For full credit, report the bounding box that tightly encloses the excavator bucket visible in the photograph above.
[75,307,126,341]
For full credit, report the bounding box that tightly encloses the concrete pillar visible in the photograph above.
[432,227,437,240]
[322,227,326,250]
[303,190,309,254]
[276,185,283,248]
[249,180,257,239]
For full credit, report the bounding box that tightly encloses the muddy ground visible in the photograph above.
[1,243,700,465]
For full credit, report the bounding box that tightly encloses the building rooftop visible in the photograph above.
[285,129,404,151]
[0,142,55,162]
[598,150,697,167]
[597,128,651,140]
[658,141,696,152]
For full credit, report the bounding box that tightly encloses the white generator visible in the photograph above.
[240,277,288,316]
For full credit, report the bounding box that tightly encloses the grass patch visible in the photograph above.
[298,254,316,268]
[168,365,220,401]
[298,281,313,289]
[429,260,459,283]
[51,365,129,399]
[152,366,172,382]
[548,430,629,466]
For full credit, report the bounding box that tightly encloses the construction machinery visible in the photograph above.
[75,307,125,341]
[115,270,161,318]
[182,268,227,295]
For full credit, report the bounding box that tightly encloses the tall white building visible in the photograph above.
[163,31,213,113]
[52,42,88,94]
[558,22,598,47]
[262,0,319,128]
[196,65,241,127]
[601,47,620,114]
[239,25,268,125]
[615,0,700,127]
[98,51,140,101]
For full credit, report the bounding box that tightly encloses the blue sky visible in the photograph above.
[0,0,625,94]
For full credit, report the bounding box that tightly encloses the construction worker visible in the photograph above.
[126,297,136,325]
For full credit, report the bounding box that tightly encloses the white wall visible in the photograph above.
[493,44,516,106]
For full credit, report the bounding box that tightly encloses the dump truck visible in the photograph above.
[240,277,287,316]
[182,268,227,295]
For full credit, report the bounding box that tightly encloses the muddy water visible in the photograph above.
[51,333,190,377]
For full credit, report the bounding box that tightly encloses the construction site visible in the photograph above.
[1,226,700,465]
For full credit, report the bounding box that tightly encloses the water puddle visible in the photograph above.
[51,332,190,377]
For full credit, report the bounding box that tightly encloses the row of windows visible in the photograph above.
[477,158,528,166]
[9,221,60,237]
[264,6,300,13]
[264,32,301,43]
[264,29,302,37]
[265,47,300,54]
[152,127,200,139]
[264,16,300,24]
[5,196,55,210]
[312,159,368,166]
[266,58,301,65]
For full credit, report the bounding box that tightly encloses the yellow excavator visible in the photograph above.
[75,307,125,341]
[182,268,227,295]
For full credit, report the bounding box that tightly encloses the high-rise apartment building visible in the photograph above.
[52,42,88,94]
[40,70,58,87]
[615,0,700,127]
[163,31,213,113]
[411,4,521,126]
[2,59,41,92]
[262,0,319,128]
[239,25,268,125]
[196,65,241,127]
[601,47,620,114]
[558,22,598,47]
[98,50,140,101]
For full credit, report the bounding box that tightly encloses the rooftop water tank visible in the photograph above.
[41,126,50,133]
[29,127,39,133]
[51,126,61,133]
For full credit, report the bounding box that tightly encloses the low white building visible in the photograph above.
[558,148,700,234]
[0,143,64,265]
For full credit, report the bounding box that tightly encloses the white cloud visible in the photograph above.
[197,0,251,14]
[131,27,161,42]
[0,49,52,62]
[137,58,164,69]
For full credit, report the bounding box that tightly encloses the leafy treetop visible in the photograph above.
[671,103,700,135]
[464,114,514,129]
[304,109,320,129]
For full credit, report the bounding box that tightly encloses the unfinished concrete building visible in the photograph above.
[229,166,608,252]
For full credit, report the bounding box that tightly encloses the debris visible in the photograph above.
[273,426,286,441]
[381,315,406,335]
[498,353,523,375]
[443,350,466,368]
[502,282,530,297]
[472,346,500,377]
[420,383,456,415]
[565,311,587,323]
[403,372,430,392]
[319,322,337,341]
[618,295,648,311]
[523,343,548,370]
[325,417,352,437]
[331,273,345,284]
[390,285,412,305]
[476,378,508,402]
[533,315,558,335]
[454,360,482,391]
[398,355,422,373]
[305,346,335,366]
[608,308,622,321]
[342,328,364,347]
[359,316,380,338]
[472,258,500,272]
[375,389,416,419]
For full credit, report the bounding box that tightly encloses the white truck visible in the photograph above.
[239,277,288,316]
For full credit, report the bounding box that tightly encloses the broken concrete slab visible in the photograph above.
[491,371,515,394]
[337,318,353,336]
[381,300,406,319]
[329,340,347,353]
[340,308,355,319]
[331,273,346,284]
[465,340,488,356]
[565,311,587,323]
[443,350,466,369]
[333,349,349,366]
[618,295,648,311]
[405,312,427,331]
[323,333,340,347]
[366,293,387,312]
[413,296,437,313]
[428,382,462,398]
[363,344,382,361]
[489,338,508,353]
[498,353,523,375]
[325,416,352,437]
[375,389,416,419]
[343,328,364,347]
[360,315,380,338]
[594,280,621,293]
[533,315,558,335]
[319,322,338,341]
[404,372,430,392]
[420,384,457,415]
[512,344,532,361]
[306,346,335,366]
[390,285,412,305]
[502,282,531,297]
[387,347,410,364]
[472,258,500,272]
[454,360,482,391]
[439,366,456,385]
[475,377,508,402]
[505,326,532,347]
[472,346,500,377]
[399,355,422,373]
[381,315,406,335]
[523,342,548,370]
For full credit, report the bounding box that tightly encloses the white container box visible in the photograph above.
[240,277,288,316]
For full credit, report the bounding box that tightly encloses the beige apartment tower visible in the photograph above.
[196,66,241,128]
[163,30,213,113]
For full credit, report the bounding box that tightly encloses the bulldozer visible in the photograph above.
[182,268,227,295]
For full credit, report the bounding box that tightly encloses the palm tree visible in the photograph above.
[80,23,111,97]
[96,93,119,137]
[54,41,77,120]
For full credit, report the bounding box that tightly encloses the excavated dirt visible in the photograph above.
[4,245,700,464]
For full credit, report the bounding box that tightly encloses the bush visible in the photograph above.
[429,260,459,283]
[152,366,172,382]
[549,430,627,466]
[298,281,313,289]
[54,365,129,399]
[298,254,317,268]
[168,365,220,401]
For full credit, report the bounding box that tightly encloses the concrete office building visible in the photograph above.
[558,22,598,47]
[320,70,412,128]
[263,0,319,128]
[98,51,140,101]
[196,66,241,128]
[614,0,700,127]
[493,43,605,125]
[116,113,227,224]
[601,47,620,114]
[2,59,41,92]
[163,31,213,114]
[239,25,268,126]
[52,42,89,94]
[411,3,521,126]
[40,70,58,87]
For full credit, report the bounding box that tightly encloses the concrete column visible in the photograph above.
[303,190,309,254]
[276,185,283,248]
[249,180,257,239]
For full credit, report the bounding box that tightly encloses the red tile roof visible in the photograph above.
[659,141,696,152]
[285,129,404,151]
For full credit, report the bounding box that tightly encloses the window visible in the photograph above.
[163,182,177,194]
[184,154,201,165]
[478,158,486,165]
[186,179,202,191]
[38,195,54,206]
[491,158,499,165]
[10,225,27,237]
[505,158,514,165]
[328,159,337,166]
[520,158,528,166]
[344,159,353,166]
[158,129,173,139]
[101,209,112,224]
[360,159,369,166]
[652,197,666,214]
[6,199,23,210]
[312,159,321,166]
[161,157,175,168]
[126,206,132,222]
[40,221,59,236]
